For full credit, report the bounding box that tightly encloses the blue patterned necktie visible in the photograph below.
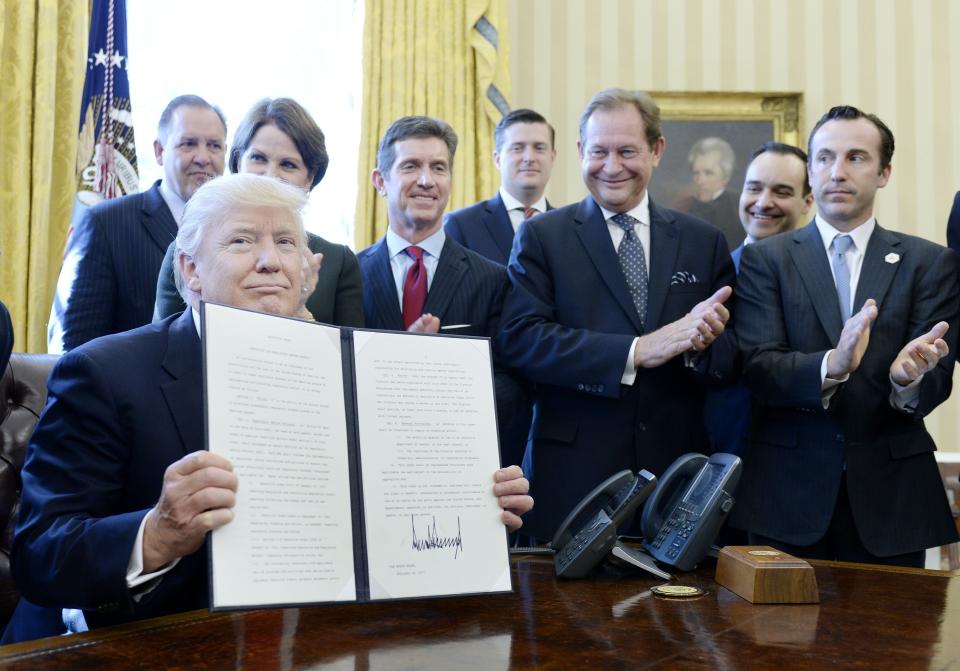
[612,213,649,325]
[831,234,854,321]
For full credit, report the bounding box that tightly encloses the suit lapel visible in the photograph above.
[160,310,204,456]
[574,197,645,333]
[788,222,844,343]
[424,237,468,318]
[644,201,681,331]
[484,194,515,261]
[854,224,902,311]
[141,181,178,252]
[367,239,404,330]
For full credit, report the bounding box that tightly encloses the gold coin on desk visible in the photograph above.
[651,584,705,599]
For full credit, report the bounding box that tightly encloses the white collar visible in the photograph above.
[499,186,547,214]
[159,180,188,226]
[385,225,446,259]
[814,214,875,252]
[598,191,651,226]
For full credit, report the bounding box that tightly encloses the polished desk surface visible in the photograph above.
[0,555,958,670]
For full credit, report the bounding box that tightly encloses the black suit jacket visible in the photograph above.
[731,221,960,556]
[8,310,207,642]
[444,193,553,266]
[48,181,177,352]
[0,300,11,374]
[947,191,960,255]
[357,234,531,468]
[497,195,737,540]
[153,234,365,327]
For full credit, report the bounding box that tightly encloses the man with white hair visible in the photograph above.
[5,174,532,643]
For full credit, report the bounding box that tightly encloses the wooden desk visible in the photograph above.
[0,556,957,669]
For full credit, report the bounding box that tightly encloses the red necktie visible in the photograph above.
[402,246,427,329]
[523,207,538,220]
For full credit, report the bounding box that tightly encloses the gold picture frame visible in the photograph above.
[646,92,804,249]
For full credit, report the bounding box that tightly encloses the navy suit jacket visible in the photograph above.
[703,244,751,455]
[8,310,207,642]
[730,221,960,556]
[947,191,960,256]
[444,193,552,266]
[357,234,531,468]
[497,195,737,540]
[48,181,177,352]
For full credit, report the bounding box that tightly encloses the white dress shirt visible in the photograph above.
[595,193,652,386]
[159,180,187,227]
[386,226,445,307]
[815,216,920,409]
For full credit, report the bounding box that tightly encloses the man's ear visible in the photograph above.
[371,169,386,196]
[801,192,815,215]
[154,139,164,165]
[178,252,201,293]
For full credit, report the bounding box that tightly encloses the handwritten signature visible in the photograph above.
[410,515,463,558]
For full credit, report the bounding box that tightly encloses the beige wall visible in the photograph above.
[508,0,960,451]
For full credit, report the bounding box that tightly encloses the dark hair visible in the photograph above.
[376,116,458,174]
[807,105,895,172]
[494,109,555,152]
[228,98,329,191]
[579,88,661,149]
[750,141,812,195]
[157,94,226,144]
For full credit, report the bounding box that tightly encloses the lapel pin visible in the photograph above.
[884,253,900,264]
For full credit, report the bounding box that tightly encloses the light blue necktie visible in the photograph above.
[612,213,648,325]
[832,234,854,321]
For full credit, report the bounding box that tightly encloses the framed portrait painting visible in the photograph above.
[647,92,803,250]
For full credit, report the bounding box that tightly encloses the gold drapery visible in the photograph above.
[354,0,512,249]
[0,1,87,353]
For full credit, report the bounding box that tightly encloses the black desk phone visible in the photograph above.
[550,453,741,578]
[641,452,742,571]
[551,469,657,578]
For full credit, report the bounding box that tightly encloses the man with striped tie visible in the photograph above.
[445,109,556,266]
[731,105,960,567]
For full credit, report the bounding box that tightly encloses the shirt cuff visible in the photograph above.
[127,513,180,597]
[820,350,848,409]
[889,373,923,411]
[621,338,639,385]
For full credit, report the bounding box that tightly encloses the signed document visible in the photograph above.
[203,303,510,610]
[354,330,511,599]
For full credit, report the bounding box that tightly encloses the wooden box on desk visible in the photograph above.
[715,546,819,604]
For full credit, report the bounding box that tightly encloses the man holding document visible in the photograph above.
[6,174,532,643]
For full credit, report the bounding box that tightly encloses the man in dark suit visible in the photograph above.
[47,94,226,353]
[498,89,737,542]
[444,109,556,265]
[731,106,960,567]
[704,142,814,456]
[359,116,530,469]
[946,190,960,256]
[6,173,533,643]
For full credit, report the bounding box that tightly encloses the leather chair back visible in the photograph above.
[0,354,57,628]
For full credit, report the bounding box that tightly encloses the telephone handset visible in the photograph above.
[551,469,657,579]
[641,452,741,571]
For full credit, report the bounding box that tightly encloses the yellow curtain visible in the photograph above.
[0,1,87,353]
[355,0,512,249]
